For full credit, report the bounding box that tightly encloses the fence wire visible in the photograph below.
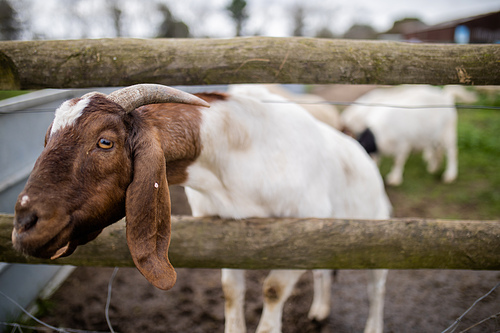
[105,268,119,333]
[441,281,500,333]
[262,100,500,110]
[0,286,115,333]
[1,100,500,116]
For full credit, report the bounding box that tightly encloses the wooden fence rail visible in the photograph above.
[1,214,499,270]
[1,37,499,90]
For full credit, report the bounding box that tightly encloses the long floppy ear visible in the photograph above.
[125,132,176,290]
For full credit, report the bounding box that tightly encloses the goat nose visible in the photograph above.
[15,211,39,232]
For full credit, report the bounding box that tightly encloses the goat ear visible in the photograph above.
[125,133,176,290]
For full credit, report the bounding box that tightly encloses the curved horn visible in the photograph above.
[107,84,210,113]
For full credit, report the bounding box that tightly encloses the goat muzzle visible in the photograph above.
[50,229,103,259]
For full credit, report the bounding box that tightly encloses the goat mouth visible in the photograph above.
[13,228,103,260]
[13,210,105,260]
[12,228,72,259]
[49,229,103,260]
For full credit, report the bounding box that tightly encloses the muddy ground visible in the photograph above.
[36,86,499,332]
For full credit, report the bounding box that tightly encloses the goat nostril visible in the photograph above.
[15,212,39,232]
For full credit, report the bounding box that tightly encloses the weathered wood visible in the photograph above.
[1,214,499,270]
[0,37,498,90]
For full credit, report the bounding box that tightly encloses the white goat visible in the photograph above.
[341,85,458,186]
[13,84,391,333]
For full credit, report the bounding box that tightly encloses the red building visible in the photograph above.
[405,11,500,43]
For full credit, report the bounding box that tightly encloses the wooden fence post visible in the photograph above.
[1,214,499,270]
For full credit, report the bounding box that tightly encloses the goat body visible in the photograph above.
[185,85,389,220]
[185,85,391,333]
[341,85,458,186]
[13,84,391,333]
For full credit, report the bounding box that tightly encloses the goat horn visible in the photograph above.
[107,84,210,113]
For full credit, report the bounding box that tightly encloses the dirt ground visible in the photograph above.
[36,86,500,332]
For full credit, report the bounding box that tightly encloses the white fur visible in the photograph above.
[51,95,94,134]
[182,85,391,333]
[341,85,458,186]
[20,195,30,207]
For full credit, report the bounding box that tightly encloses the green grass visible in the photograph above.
[379,88,500,220]
[0,90,31,101]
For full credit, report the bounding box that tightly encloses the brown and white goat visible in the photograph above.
[13,84,391,333]
[13,85,209,290]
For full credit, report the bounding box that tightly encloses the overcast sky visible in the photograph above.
[16,0,500,39]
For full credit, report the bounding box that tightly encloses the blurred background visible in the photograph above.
[0,0,499,42]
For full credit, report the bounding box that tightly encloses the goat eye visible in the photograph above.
[98,138,114,149]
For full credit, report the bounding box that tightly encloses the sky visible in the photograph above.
[238,0,500,37]
[13,0,500,40]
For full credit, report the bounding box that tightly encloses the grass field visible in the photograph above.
[380,88,500,220]
[0,91,30,101]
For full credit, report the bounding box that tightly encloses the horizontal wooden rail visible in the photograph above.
[1,214,499,270]
[1,37,499,90]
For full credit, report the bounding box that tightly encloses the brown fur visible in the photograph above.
[124,127,176,290]
[14,96,131,256]
[135,93,226,184]
[13,91,218,290]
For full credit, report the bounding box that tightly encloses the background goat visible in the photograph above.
[341,85,458,186]
[13,84,391,333]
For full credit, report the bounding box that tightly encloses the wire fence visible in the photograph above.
[0,269,118,333]
[440,281,500,333]
[0,290,110,332]
[262,100,500,110]
[1,100,500,116]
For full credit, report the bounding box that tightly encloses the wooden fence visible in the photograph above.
[1,37,499,270]
[1,37,499,89]
[1,214,499,270]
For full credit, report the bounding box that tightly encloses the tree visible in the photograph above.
[226,0,248,37]
[316,27,336,39]
[156,4,190,38]
[343,24,377,39]
[107,0,123,37]
[291,5,305,37]
[0,0,20,40]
